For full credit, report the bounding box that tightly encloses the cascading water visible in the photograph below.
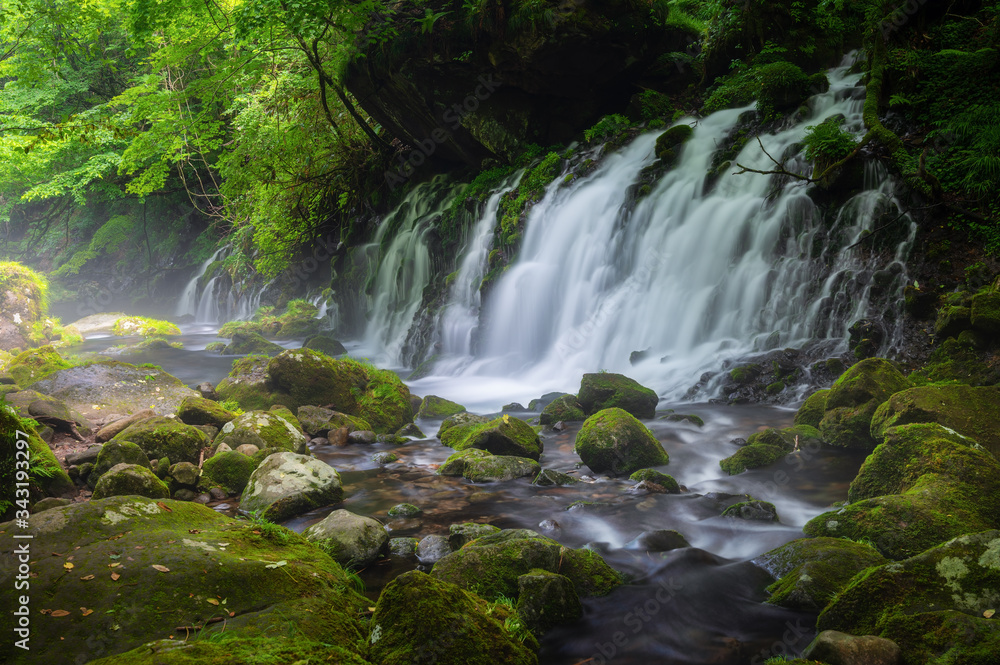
[175,247,225,319]
[174,245,277,325]
[407,54,915,408]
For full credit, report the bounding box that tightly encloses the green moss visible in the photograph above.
[794,389,830,428]
[499,152,563,245]
[0,260,48,319]
[303,335,347,357]
[555,546,624,597]
[112,416,210,465]
[0,401,73,507]
[111,316,181,337]
[216,411,307,454]
[177,395,237,429]
[721,500,779,522]
[728,364,759,385]
[92,464,170,500]
[200,450,256,494]
[515,569,582,635]
[719,444,788,475]
[660,412,704,427]
[654,124,694,167]
[819,358,911,450]
[462,454,541,482]
[91,440,151,488]
[223,332,284,356]
[880,610,1000,665]
[448,415,543,461]
[908,338,1000,387]
[577,372,658,419]
[971,291,1000,335]
[575,408,669,475]
[5,345,72,386]
[89,636,371,665]
[538,394,585,426]
[439,412,491,447]
[438,448,493,476]
[417,395,467,419]
[628,468,679,492]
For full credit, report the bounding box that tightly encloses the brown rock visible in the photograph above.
[96,409,155,442]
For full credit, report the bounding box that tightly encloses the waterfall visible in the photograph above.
[175,247,225,319]
[404,54,915,407]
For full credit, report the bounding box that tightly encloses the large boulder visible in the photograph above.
[801,631,902,665]
[111,416,210,466]
[297,405,371,436]
[0,496,368,664]
[5,346,72,386]
[303,334,348,357]
[240,452,344,521]
[29,360,199,418]
[222,331,284,356]
[90,440,151,488]
[753,537,887,611]
[720,424,822,474]
[215,410,308,454]
[870,385,1000,459]
[96,408,155,442]
[438,412,492,447]
[817,530,1000,664]
[446,414,543,461]
[4,389,93,436]
[539,394,586,426]
[578,372,658,419]
[462,453,541,482]
[818,358,910,450]
[91,463,170,500]
[368,571,538,665]
[303,509,389,567]
[516,569,583,635]
[199,450,256,495]
[176,395,238,429]
[417,395,467,420]
[794,388,830,428]
[574,407,669,476]
[0,261,47,351]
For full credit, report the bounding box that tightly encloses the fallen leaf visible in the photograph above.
[135,546,144,550]
[63,562,74,570]
[189,529,202,534]
[985,609,996,619]
[39,609,52,615]
[109,562,120,568]
[111,573,121,581]
[368,607,376,612]
[80,575,95,581]
[152,565,170,573]
[228,611,235,617]
[157,502,172,513]
[51,552,63,557]
[265,560,287,569]
[50,610,70,617]
[206,598,219,605]
[81,608,94,617]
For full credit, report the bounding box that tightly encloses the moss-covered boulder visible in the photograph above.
[0,261,47,351]
[849,423,1000,504]
[303,508,389,568]
[577,372,658,419]
[431,529,621,601]
[4,389,93,436]
[369,571,538,665]
[719,443,788,475]
[222,331,284,356]
[448,522,501,549]
[29,361,199,417]
[870,385,1000,459]
[818,358,911,450]
[934,305,972,340]
[438,411,491,447]
[574,408,669,476]
[654,123,694,167]
[5,346,72,386]
[628,468,680,492]
[0,402,74,499]
[111,416,210,466]
[971,291,1000,335]
[297,405,371,436]
[516,569,583,635]
[801,631,902,665]
[721,500,779,522]
[199,450,256,495]
[438,448,493,476]
[804,474,997,560]
[215,410,308,454]
[240,452,343,521]
[875,610,999,665]
[0,496,368,665]
[720,424,822,474]
[463,454,541,482]
[539,394,586,426]
[447,414,543,461]
[817,530,1000,663]
[176,395,237,429]
[265,348,366,411]
[111,316,181,337]
[215,355,282,412]
[532,468,580,486]
[793,388,830,428]
[753,537,887,611]
[90,440,151,488]
[91,463,170,500]
[417,395,467,419]
[303,334,348,357]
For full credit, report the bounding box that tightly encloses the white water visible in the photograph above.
[175,247,225,319]
[403,55,915,410]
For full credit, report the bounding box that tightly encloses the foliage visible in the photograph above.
[111,316,181,337]
[583,114,632,143]
[802,117,859,163]
[498,151,562,244]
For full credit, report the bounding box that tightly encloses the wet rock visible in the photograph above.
[196,381,218,399]
[235,443,259,456]
[802,631,901,665]
[65,444,103,466]
[92,463,170,500]
[110,416,210,466]
[96,409,156,441]
[329,427,349,446]
[448,522,501,549]
[417,395,467,419]
[396,422,425,438]
[297,405,370,436]
[538,519,560,533]
[502,402,528,412]
[209,487,228,500]
[578,372,658,419]
[463,454,540,482]
[90,441,152,489]
[222,331,284,356]
[625,529,690,552]
[240,452,344,521]
[348,429,377,444]
[629,468,679,492]
[216,410,308,454]
[309,436,329,447]
[533,468,580,486]
[199,451,256,495]
[372,451,399,465]
[303,334,347,357]
[388,503,422,518]
[303,508,388,567]
[659,412,705,426]
[516,569,583,634]
[818,358,911,450]
[445,414,543,461]
[793,389,829,428]
[540,394,586,426]
[527,392,567,412]
[176,395,237,429]
[416,534,453,565]
[721,499,779,522]
[575,408,669,476]
[173,488,198,501]
[389,537,419,557]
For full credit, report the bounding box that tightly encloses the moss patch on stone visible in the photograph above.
[448,415,543,460]
[628,468,679,492]
[540,394,586,426]
[215,410,307,454]
[111,316,181,337]
[819,357,911,450]
[177,395,237,429]
[200,450,256,495]
[112,416,210,466]
[575,407,669,476]
[794,388,830,428]
[417,395,467,419]
[92,463,170,500]
[87,636,372,665]
[5,345,72,386]
[577,372,658,419]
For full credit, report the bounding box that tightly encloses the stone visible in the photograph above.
[389,537,419,557]
[445,414,543,461]
[372,452,399,464]
[578,372,658,418]
[168,461,200,487]
[235,443,259,456]
[176,395,237,429]
[347,429,377,444]
[303,334,347,357]
[540,394,586,426]
[240,452,344,521]
[90,440,152,488]
[388,503,422,518]
[199,451,256,495]
[818,358,911,450]
[222,331,284,356]
[297,405,371,436]
[416,534,453,565]
[92,463,170,500]
[196,382,217,399]
[532,468,581,486]
[802,631,902,665]
[516,569,583,634]
[574,408,669,476]
[111,416,210,465]
[215,410,308,454]
[721,500,779,522]
[303,509,389,567]
[65,444,103,466]
[628,468,679,492]
[448,523,501,550]
[416,395,467,419]
[463,454,540,482]
[624,529,690,552]
[32,497,70,512]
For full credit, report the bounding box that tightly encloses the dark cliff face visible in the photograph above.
[344,0,699,167]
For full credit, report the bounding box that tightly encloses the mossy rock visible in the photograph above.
[0,496,368,664]
[5,345,72,386]
[660,412,705,427]
[199,450,256,495]
[720,444,789,475]
[265,348,367,413]
[721,500,779,522]
[431,529,621,601]
[0,261,47,351]
[804,474,996,560]
[628,468,679,493]
[303,508,389,568]
[111,416,209,466]
[850,423,1000,503]
[240,451,344,522]
[215,410,308,454]
[222,331,284,356]
[753,537,887,611]
[417,394,467,419]
[369,570,538,665]
[870,385,1000,459]
[577,372,658,419]
[878,610,1000,665]
[204,341,227,353]
[934,305,972,340]
[438,448,493,476]
[29,360,199,417]
[448,522,501,549]
[539,394,585,426]
[176,395,237,429]
[438,412,491,447]
[5,389,93,435]
[908,337,1000,386]
[818,358,911,450]
[92,463,170,500]
[297,405,370,436]
[0,403,74,499]
[462,454,541,482]
[971,291,1000,336]
[532,468,580,486]
[388,503,422,517]
[90,440,151,488]
[303,335,348,357]
[794,388,830,428]
[654,124,694,166]
[516,569,583,635]
[111,316,181,337]
[448,414,543,461]
[87,636,371,665]
[575,408,669,476]
[817,530,1000,656]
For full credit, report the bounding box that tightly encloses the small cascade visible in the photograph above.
[174,247,225,319]
[174,245,276,325]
